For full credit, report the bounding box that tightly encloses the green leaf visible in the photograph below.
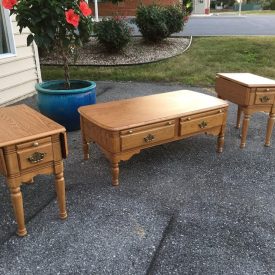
[27,34,34,46]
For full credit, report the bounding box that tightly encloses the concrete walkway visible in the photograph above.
[1,81,275,274]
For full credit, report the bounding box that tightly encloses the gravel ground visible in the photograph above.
[40,37,190,66]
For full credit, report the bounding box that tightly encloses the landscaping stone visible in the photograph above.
[40,37,190,66]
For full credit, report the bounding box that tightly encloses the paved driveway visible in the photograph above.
[1,82,275,274]
[129,15,275,36]
[182,15,275,36]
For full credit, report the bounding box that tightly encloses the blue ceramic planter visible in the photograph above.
[36,80,96,131]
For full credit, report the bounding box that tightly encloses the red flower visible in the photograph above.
[65,9,80,27]
[2,0,17,9]
[79,1,92,16]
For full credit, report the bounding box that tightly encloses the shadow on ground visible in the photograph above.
[0,81,275,274]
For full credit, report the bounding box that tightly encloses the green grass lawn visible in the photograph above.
[211,9,275,14]
[41,36,275,87]
[239,10,275,14]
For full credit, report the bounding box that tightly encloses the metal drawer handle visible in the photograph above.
[198,121,208,129]
[144,134,155,142]
[28,152,46,163]
[259,96,270,103]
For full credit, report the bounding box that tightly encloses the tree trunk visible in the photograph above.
[62,49,70,89]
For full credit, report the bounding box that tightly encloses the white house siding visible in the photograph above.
[0,16,41,106]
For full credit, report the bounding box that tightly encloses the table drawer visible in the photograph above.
[254,91,275,105]
[120,120,175,151]
[17,142,54,170]
[180,112,224,136]
[16,137,52,150]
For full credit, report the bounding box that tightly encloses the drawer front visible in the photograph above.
[16,137,51,150]
[180,113,224,136]
[254,91,275,105]
[120,121,175,151]
[17,143,54,170]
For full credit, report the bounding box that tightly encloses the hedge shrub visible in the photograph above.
[164,5,185,35]
[136,4,185,43]
[94,17,131,52]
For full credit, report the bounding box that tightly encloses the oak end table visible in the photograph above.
[0,104,68,236]
[79,90,228,186]
[215,73,275,148]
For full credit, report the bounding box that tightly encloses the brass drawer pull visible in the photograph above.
[144,134,155,142]
[259,96,270,103]
[33,142,39,147]
[198,121,208,129]
[27,152,46,163]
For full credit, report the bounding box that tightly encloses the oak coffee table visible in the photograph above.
[216,73,275,148]
[78,90,228,186]
[0,104,68,236]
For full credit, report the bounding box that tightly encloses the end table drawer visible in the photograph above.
[254,92,275,105]
[180,112,224,136]
[120,120,175,150]
[16,137,52,150]
[17,143,54,170]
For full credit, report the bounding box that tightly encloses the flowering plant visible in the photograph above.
[1,0,93,88]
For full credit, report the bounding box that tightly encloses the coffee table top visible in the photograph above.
[0,104,65,147]
[217,73,275,87]
[78,90,228,131]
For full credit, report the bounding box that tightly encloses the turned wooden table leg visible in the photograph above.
[217,126,225,153]
[265,112,275,147]
[54,171,67,219]
[240,113,251,149]
[9,186,27,237]
[80,116,89,160]
[111,162,119,186]
[236,106,242,129]
[82,141,89,160]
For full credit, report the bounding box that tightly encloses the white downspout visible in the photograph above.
[94,0,99,22]
[85,0,98,22]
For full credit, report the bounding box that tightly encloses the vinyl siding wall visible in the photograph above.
[0,17,41,106]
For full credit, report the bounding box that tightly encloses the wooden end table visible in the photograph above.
[215,73,275,148]
[0,104,68,236]
[78,90,228,186]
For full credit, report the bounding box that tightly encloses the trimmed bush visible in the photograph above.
[136,4,185,43]
[135,5,169,43]
[164,5,184,35]
[94,17,131,52]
